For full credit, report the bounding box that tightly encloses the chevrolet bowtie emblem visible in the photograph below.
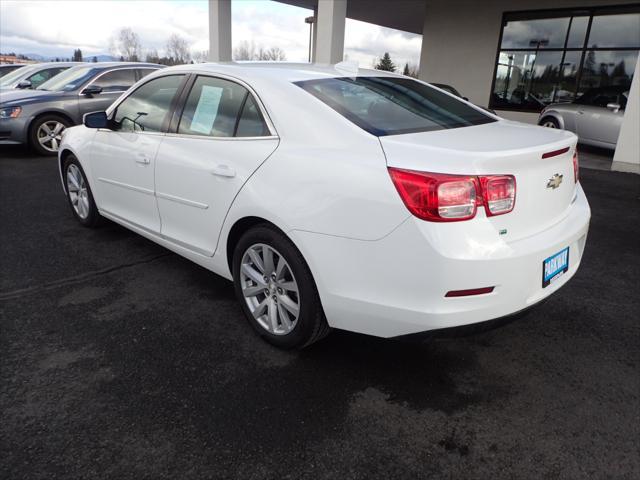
[547,174,563,190]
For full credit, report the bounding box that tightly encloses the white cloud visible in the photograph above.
[0,0,421,68]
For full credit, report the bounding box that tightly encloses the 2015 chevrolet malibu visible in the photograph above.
[58,63,590,349]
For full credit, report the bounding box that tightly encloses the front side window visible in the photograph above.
[178,76,269,137]
[93,69,137,92]
[296,77,494,136]
[491,7,640,112]
[113,75,184,133]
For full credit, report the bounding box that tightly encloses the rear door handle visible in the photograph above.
[210,164,236,178]
[135,153,150,165]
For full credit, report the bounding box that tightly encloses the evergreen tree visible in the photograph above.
[403,62,410,76]
[92,56,98,63]
[72,48,83,62]
[375,52,396,72]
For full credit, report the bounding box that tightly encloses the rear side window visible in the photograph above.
[296,76,495,136]
[113,75,184,132]
[236,95,270,137]
[178,76,269,137]
[28,67,66,88]
[93,69,137,92]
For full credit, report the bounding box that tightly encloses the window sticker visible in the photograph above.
[190,85,223,134]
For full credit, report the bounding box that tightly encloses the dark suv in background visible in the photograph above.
[0,62,162,155]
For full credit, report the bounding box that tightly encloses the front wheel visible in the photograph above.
[30,114,70,156]
[232,225,330,349]
[63,155,102,227]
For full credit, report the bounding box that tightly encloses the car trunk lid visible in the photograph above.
[379,120,578,241]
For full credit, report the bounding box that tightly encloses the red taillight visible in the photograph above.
[479,175,516,216]
[387,168,478,222]
[573,150,579,183]
[388,168,516,222]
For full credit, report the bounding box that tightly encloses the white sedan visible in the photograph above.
[58,63,591,349]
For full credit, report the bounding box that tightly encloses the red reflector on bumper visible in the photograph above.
[445,287,494,297]
[542,147,570,159]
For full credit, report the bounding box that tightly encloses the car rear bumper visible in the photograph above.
[291,185,591,338]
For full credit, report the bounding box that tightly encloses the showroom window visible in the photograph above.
[491,6,640,112]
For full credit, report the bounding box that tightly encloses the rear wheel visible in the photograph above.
[539,116,560,129]
[30,114,70,156]
[232,225,330,349]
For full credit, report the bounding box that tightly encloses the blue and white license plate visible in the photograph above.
[542,247,569,288]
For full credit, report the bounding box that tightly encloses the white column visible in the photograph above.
[315,0,346,64]
[311,7,318,62]
[209,0,232,62]
[612,59,640,174]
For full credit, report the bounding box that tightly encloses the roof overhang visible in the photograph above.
[274,0,426,35]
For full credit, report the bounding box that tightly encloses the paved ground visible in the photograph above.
[1,145,639,479]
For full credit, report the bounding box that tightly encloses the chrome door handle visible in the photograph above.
[210,164,236,178]
[135,154,150,165]
[577,110,584,115]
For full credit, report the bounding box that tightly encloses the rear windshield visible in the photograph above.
[295,76,495,136]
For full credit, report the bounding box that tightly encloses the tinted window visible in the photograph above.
[501,17,570,49]
[27,67,66,88]
[492,8,640,112]
[114,75,184,133]
[297,77,494,136]
[93,69,137,92]
[566,16,589,48]
[578,50,638,93]
[137,68,156,80]
[36,66,99,91]
[236,95,270,137]
[588,13,640,48]
[178,76,248,137]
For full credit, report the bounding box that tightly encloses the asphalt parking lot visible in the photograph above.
[1,145,639,479]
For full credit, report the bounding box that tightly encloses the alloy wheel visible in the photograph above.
[66,164,90,219]
[542,120,557,128]
[240,243,300,335]
[37,120,66,152]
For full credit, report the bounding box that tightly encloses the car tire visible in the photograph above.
[232,224,330,349]
[29,114,71,156]
[63,154,102,228]
[539,116,560,129]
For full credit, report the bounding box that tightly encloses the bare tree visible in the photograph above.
[233,40,256,61]
[257,47,287,61]
[192,50,209,63]
[109,27,142,62]
[233,41,286,61]
[166,33,191,65]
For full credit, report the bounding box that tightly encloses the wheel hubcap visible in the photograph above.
[543,121,557,128]
[240,244,300,335]
[66,164,90,219]
[37,121,65,152]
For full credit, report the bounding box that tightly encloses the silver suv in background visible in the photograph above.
[0,62,162,155]
[0,62,79,90]
[538,85,629,150]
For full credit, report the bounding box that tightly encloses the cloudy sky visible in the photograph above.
[0,0,421,68]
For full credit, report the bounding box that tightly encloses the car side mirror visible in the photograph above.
[16,80,32,89]
[606,103,621,113]
[84,111,109,129]
[81,85,103,96]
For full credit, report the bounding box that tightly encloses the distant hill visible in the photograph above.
[20,53,118,62]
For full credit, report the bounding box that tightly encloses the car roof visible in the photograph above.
[64,62,163,70]
[158,62,402,83]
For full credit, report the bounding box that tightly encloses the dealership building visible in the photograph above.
[207,0,640,173]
